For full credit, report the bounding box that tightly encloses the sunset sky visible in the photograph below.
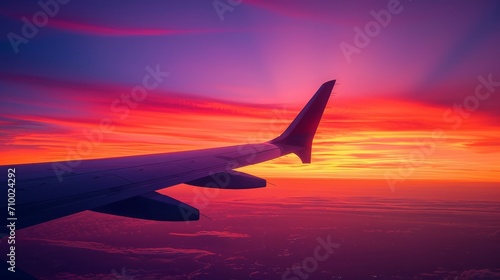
[2,1,500,279]
[1,0,499,183]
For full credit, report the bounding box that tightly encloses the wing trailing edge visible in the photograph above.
[185,171,266,189]
[92,192,199,222]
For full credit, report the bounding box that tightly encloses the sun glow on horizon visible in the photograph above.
[2,85,499,183]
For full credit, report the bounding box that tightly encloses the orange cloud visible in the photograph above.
[1,78,499,182]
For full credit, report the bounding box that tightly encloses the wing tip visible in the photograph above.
[270,79,336,163]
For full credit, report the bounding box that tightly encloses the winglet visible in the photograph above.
[270,80,335,163]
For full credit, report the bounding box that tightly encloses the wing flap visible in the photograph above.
[185,171,266,189]
[92,192,199,222]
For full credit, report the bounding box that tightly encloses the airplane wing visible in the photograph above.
[1,80,335,235]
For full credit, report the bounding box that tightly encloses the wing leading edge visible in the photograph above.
[0,80,335,234]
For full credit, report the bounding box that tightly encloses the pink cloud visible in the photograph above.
[1,12,230,37]
[169,231,250,238]
[47,18,212,36]
[24,237,215,257]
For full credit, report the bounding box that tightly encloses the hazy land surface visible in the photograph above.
[3,179,500,279]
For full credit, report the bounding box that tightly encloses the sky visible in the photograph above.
[1,1,500,279]
[1,0,500,182]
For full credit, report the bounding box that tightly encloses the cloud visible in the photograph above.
[462,139,500,153]
[244,0,371,26]
[169,231,250,238]
[363,229,413,234]
[447,269,500,280]
[24,238,215,258]
[487,229,500,238]
[0,12,228,37]
[1,72,499,181]
[47,18,197,36]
